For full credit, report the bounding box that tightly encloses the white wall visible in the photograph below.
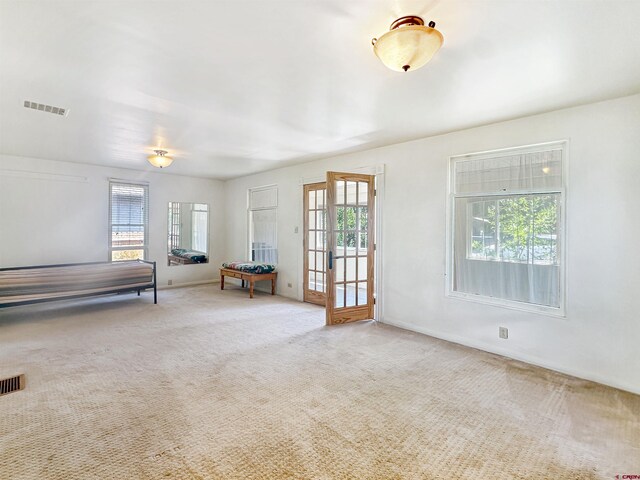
[224,94,640,394]
[0,155,225,287]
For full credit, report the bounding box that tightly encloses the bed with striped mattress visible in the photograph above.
[0,260,157,308]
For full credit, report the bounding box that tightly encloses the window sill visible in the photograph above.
[446,291,565,318]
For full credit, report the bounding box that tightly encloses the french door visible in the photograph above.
[325,172,375,325]
[303,182,327,306]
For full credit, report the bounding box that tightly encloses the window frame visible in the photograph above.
[108,180,149,262]
[446,141,568,316]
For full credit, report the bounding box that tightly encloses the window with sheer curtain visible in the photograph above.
[448,142,566,313]
[248,186,278,264]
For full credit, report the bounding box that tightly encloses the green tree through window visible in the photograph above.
[470,194,558,265]
[336,206,367,248]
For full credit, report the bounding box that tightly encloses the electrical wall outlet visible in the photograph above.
[499,327,508,339]
[294,226,299,233]
[287,282,292,288]
[167,279,173,286]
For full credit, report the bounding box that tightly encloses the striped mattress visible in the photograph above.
[0,261,154,305]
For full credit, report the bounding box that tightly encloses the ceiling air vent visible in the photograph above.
[23,100,68,116]
[0,374,25,397]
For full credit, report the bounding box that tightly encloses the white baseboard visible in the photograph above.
[381,317,640,396]
[157,279,219,290]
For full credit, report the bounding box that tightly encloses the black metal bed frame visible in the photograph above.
[0,259,157,308]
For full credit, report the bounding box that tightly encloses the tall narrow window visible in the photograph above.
[448,142,566,313]
[248,185,278,264]
[109,181,149,261]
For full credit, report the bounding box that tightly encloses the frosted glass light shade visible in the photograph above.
[148,150,173,168]
[373,17,443,72]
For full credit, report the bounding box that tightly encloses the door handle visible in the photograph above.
[328,250,333,270]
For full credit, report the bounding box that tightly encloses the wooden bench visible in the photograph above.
[220,268,276,298]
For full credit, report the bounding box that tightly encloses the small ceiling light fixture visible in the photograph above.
[372,15,444,72]
[148,149,173,168]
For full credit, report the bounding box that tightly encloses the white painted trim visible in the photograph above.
[450,140,566,161]
[374,170,385,322]
[299,164,385,186]
[381,316,640,396]
[560,138,571,317]
[444,159,454,298]
[446,291,564,317]
[296,181,305,302]
[109,177,149,185]
[300,174,325,186]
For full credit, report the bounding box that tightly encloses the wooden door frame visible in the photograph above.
[325,172,375,325]
[298,165,385,322]
[303,182,327,306]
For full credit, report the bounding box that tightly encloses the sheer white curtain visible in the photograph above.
[191,204,208,253]
[248,186,278,264]
[452,146,564,309]
[250,209,278,264]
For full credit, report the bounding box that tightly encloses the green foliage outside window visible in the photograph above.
[336,207,368,248]
[470,194,558,264]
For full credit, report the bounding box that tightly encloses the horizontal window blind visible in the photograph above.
[109,182,149,261]
[454,148,562,194]
[249,186,278,210]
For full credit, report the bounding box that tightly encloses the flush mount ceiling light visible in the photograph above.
[148,150,173,168]
[372,15,444,72]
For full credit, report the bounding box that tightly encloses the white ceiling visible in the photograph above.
[1,0,639,179]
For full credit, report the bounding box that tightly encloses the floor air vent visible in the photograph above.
[0,374,25,396]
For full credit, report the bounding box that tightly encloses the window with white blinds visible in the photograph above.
[448,142,566,314]
[248,185,278,264]
[109,181,149,261]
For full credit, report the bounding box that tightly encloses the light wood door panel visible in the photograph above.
[303,182,327,306]
[325,172,375,325]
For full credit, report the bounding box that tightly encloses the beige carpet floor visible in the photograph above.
[0,284,638,479]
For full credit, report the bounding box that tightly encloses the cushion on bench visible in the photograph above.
[222,262,276,274]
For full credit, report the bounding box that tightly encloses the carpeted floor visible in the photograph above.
[0,284,638,479]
